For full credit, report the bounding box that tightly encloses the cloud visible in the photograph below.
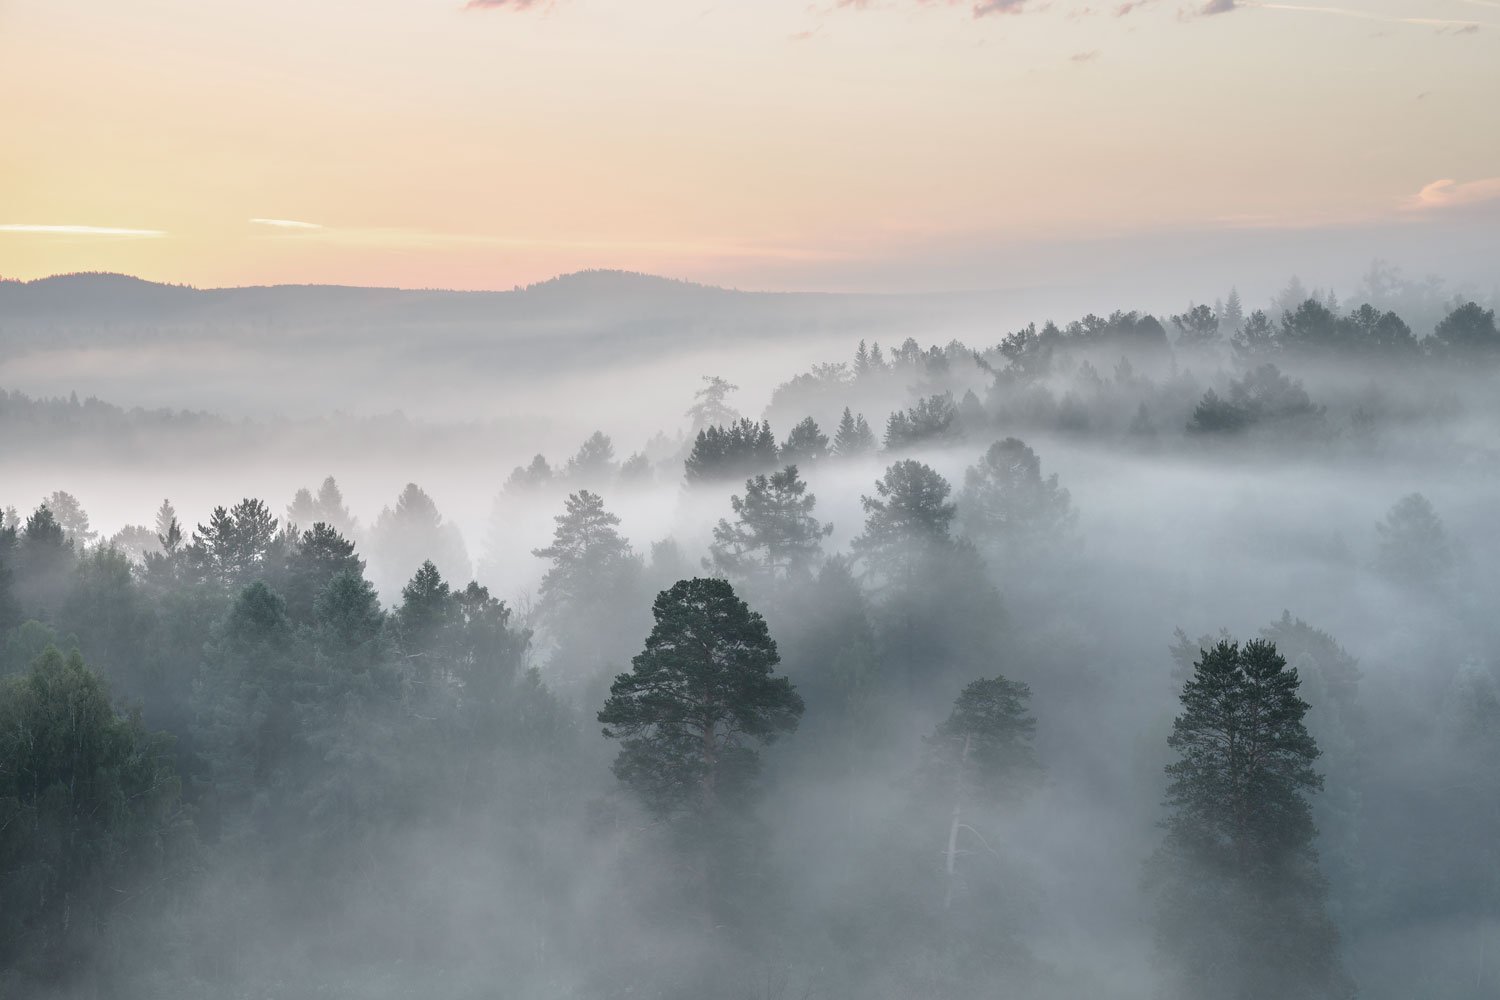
[1408,177,1500,210]
[465,0,546,9]
[0,224,165,237]
[1071,49,1102,60]
[837,0,1034,17]
[1241,2,1493,29]
[972,0,1030,14]
[249,218,324,230]
[1199,0,1237,14]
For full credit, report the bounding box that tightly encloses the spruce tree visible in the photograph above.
[833,406,877,458]
[779,416,830,465]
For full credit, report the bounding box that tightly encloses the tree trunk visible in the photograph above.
[944,733,971,911]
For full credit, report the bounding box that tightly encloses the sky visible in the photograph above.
[1,0,1497,293]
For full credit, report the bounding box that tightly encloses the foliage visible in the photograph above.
[598,577,802,820]
[0,647,185,981]
[683,418,779,484]
[1151,639,1351,1000]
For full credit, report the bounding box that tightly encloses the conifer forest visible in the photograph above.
[3,276,1499,999]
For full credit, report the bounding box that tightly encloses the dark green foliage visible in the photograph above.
[925,675,1038,805]
[1278,298,1343,356]
[1188,363,1323,435]
[683,417,778,484]
[1374,492,1451,586]
[707,465,831,589]
[1431,300,1499,357]
[598,578,802,820]
[61,547,153,699]
[188,498,282,589]
[0,516,18,632]
[779,416,830,465]
[395,559,451,665]
[832,406,877,457]
[0,647,185,981]
[1340,304,1417,356]
[282,522,365,624]
[1151,639,1351,1000]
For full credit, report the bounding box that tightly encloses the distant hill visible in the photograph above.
[0,268,1015,424]
[0,268,779,327]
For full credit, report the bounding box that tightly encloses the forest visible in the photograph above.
[3,281,1500,1000]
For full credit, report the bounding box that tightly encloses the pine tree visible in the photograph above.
[45,491,96,546]
[532,491,636,624]
[957,437,1075,562]
[189,498,281,589]
[851,460,956,589]
[1150,638,1352,1000]
[531,491,643,676]
[599,577,802,820]
[564,431,617,483]
[707,465,832,588]
[924,676,1038,909]
[686,375,740,431]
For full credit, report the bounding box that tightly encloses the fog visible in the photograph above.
[2,270,1500,1000]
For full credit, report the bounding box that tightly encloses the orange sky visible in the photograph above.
[1,0,1496,291]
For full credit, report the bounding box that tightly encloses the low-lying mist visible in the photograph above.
[2,273,1499,1000]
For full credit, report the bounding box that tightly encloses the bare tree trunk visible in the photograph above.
[944,733,971,911]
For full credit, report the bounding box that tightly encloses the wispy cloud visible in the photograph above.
[1071,49,1102,60]
[465,0,547,9]
[0,224,165,237]
[1238,2,1492,28]
[836,0,1036,17]
[249,218,324,230]
[1199,0,1237,13]
[972,0,1030,15]
[1408,177,1500,210]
